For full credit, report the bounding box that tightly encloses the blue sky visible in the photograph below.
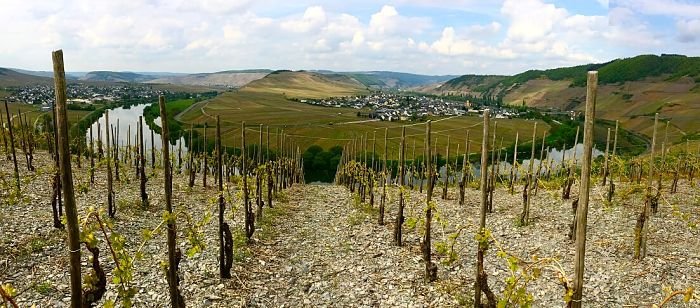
[0,0,698,75]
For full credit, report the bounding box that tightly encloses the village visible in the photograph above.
[301,92,520,121]
[5,83,171,110]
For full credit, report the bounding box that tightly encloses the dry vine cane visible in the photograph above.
[76,206,209,307]
[475,228,574,308]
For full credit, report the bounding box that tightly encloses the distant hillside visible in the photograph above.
[0,68,52,87]
[243,70,369,99]
[432,54,700,145]
[332,71,457,89]
[147,70,272,88]
[419,74,507,97]
[80,71,156,83]
[7,68,58,79]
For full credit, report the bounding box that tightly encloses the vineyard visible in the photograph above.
[0,52,699,307]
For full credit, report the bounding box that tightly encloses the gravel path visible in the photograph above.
[239,184,446,307]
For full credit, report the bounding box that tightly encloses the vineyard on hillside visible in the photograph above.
[0,53,698,307]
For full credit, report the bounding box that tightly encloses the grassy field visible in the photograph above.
[2,102,95,131]
[179,72,549,159]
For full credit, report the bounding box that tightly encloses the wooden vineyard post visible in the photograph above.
[571,71,598,308]
[158,96,185,307]
[134,125,139,177]
[520,122,537,226]
[177,135,182,174]
[256,124,263,221]
[266,126,270,161]
[151,128,156,170]
[115,119,120,170]
[608,121,618,202]
[411,139,416,190]
[495,138,503,191]
[188,125,195,187]
[654,121,669,213]
[563,126,580,200]
[393,126,406,246]
[242,122,254,239]
[487,121,497,213]
[454,143,460,186]
[635,113,658,260]
[217,116,233,278]
[442,135,450,200]
[0,109,7,160]
[372,131,377,172]
[50,103,64,229]
[602,128,611,186]
[52,49,82,307]
[25,114,35,171]
[534,131,547,196]
[127,125,131,166]
[112,125,119,182]
[17,111,31,171]
[203,123,208,188]
[139,116,148,208]
[379,128,388,225]
[510,132,519,195]
[105,111,115,218]
[422,121,437,282]
[278,130,283,191]
[459,130,470,205]
[267,126,273,208]
[89,126,95,184]
[369,131,376,206]
[475,109,492,307]
[97,122,103,160]
[3,100,20,192]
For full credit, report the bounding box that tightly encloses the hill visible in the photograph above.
[0,68,53,87]
[432,54,700,146]
[79,71,156,83]
[417,74,507,97]
[178,70,546,159]
[325,71,457,89]
[147,70,271,88]
[241,70,368,99]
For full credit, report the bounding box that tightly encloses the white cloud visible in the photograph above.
[428,27,515,59]
[369,5,400,35]
[677,19,700,42]
[281,6,328,33]
[0,0,691,75]
[501,0,567,43]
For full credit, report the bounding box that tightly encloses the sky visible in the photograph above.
[0,0,699,75]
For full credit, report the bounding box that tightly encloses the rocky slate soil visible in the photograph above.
[1,151,699,307]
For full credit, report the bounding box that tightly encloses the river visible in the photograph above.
[85,103,189,152]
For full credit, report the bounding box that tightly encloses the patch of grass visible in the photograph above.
[34,281,54,295]
[233,229,252,262]
[276,191,290,203]
[30,238,46,253]
[256,204,289,241]
[347,211,366,226]
[117,197,142,211]
[435,280,474,307]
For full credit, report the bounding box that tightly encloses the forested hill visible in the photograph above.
[424,54,700,146]
[433,54,700,97]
